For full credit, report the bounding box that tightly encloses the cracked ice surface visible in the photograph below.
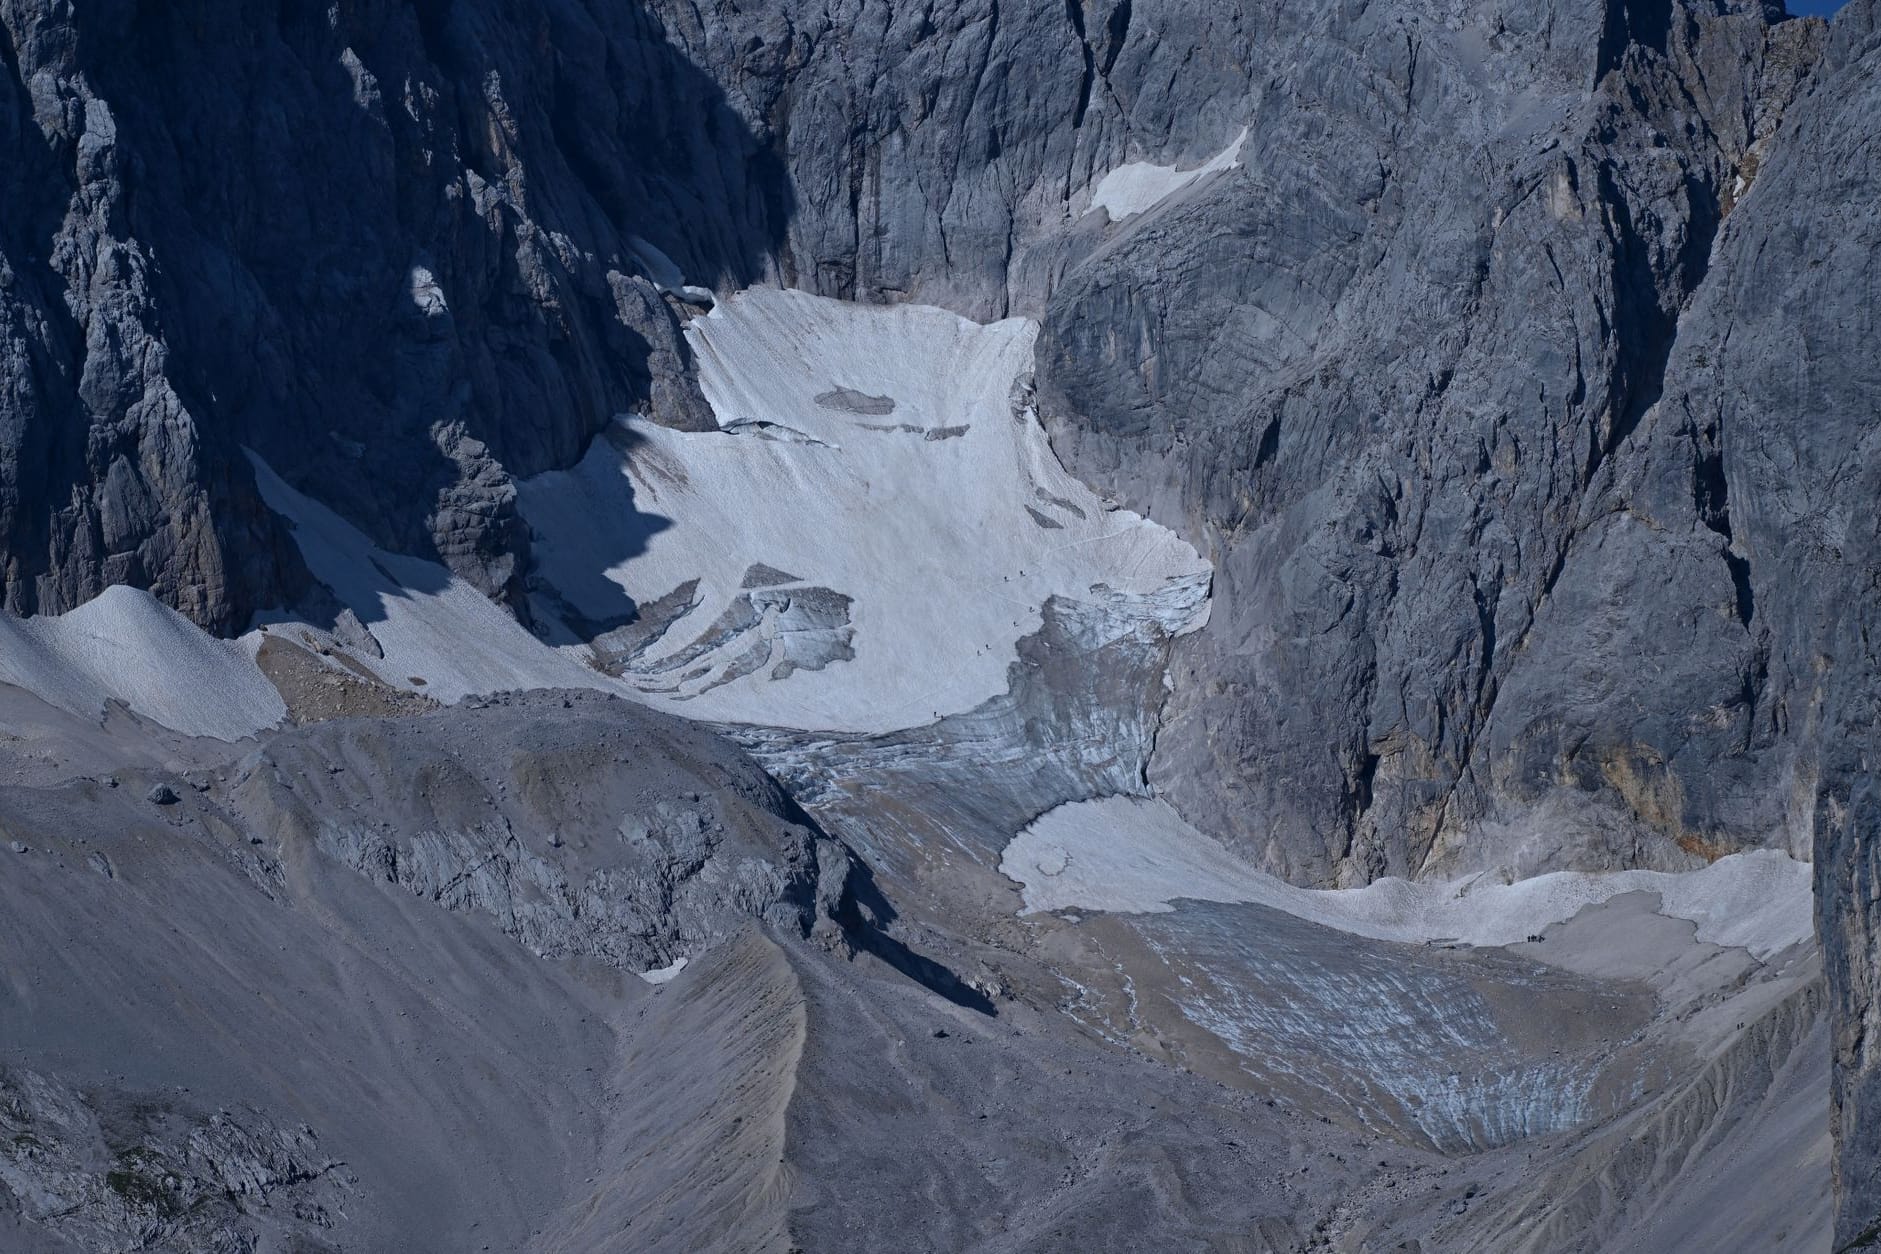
[519,288,1211,734]
[1135,907,1615,1151]
[1003,796,1813,959]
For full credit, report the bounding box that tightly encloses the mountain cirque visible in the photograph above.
[0,0,1877,1249]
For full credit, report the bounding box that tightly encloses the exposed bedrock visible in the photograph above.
[0,0,1276,631]
[1662,1,1881,1243]
[4,0,1880,1237]
[619,0,1848,884]
[0,1064,354,1254]
[0,689,853,1250]
[226,688,852,973]
[1035,0,1829,885]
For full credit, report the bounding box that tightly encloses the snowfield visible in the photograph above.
[0,289,1209,743]
[519,288,1211,733]
[0,584,285,739]
[1002,796,1814,959]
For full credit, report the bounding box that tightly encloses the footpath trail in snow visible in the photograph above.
[1002,796,1814,959]
[519,288,1211,734]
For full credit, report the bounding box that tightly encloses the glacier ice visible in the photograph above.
[519,288,1211,733]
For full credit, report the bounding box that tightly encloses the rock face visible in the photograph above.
[0,0,784,630]
[3,0,1879,1239]
[0,0,1845,873]
[1035,0,1826,886]
[0,687,853,1251]
[0,1065,353,1254]
[590,0,1838,888]
[1650,2,1881,1243]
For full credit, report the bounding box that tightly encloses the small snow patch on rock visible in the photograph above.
[640,956,689,985]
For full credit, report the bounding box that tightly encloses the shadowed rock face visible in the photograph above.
[0,0,785,630]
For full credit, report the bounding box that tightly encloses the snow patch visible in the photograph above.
[639,956,689,985]
[248,453,618,705]
[629,235,715,306]
[0,585,285,739]
[408,264,448,317]
[1001,796,1813,959]
[1087,128,1248,221]
[518,288,1210,733]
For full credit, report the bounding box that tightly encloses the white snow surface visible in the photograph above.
[639,956,690,985]
[249,454,617,705]
[1087,128,1248,221]
[1002,796,1814,959]
[518,287,1211,733]
[0,584,285,739]
[629,235,716,305]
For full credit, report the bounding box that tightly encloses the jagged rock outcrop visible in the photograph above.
[0,1065,353,1254]
[0,687,854,1251]
[0,0,1842,876]
[602,0,1841,895]
[1033,0,1826,885]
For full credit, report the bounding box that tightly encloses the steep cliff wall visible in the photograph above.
[1033,0,1825,884]
[0,0,783,630]
[3,0,1838,874]
[1648,0,1881,1241]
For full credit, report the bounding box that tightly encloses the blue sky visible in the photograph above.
[1787,0,1848,15]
